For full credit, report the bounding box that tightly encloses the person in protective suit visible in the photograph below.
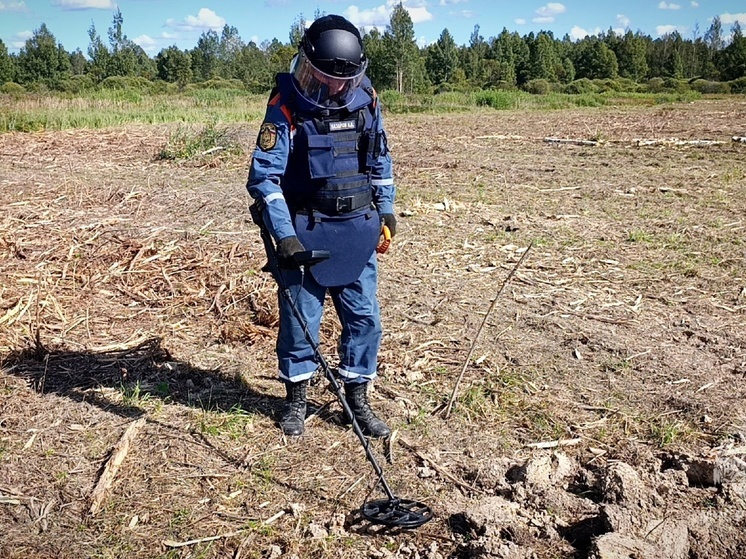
[246,15,397,438]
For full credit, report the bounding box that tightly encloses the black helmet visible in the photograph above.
[290,15,368,108]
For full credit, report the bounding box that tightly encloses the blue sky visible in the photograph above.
[1,1,745,55]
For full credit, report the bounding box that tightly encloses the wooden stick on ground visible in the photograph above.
[89,417,146,516]
[441,243,533,420]
[163,531,244,549]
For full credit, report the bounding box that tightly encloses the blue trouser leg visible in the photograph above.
[276,254,382,384]
[276,268,326,383]
[330,254,382,384]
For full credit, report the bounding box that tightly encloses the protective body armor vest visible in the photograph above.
[275,73,380,216]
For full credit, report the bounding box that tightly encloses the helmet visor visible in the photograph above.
[291,51,367,108]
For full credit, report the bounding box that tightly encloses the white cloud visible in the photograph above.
[53,0,115,9]
[438,0,468,5]
[133,34,156,53]
[345,4,390,28]
[0,1,26,12]
[167,8,226,32]
[656,24,684,35]
[536,3,565,17]
[457,10,476,18]
[691,1,699,7]
[658,2,681,10]
[570,25,601,40]
[515,18,526,25]
[617,14,630,28]
[720,13,746,25]
[10,29,32,49]
[345,0,434,30]
[407,6,434,24]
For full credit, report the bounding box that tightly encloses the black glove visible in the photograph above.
[276,236,305,268]
[381,213,397,237]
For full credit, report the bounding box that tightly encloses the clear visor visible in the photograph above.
[290,51,367,108]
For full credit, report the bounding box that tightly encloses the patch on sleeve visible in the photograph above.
[257,122,278,151]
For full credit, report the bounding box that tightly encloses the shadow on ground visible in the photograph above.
[0,336,282,421]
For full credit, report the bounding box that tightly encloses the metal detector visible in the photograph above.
[250,202,433,529]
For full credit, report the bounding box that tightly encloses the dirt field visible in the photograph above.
[1,98,745,559]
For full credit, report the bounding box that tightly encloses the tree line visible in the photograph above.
[0,4,744,95]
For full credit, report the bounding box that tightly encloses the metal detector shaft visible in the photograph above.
[252,203,397,502]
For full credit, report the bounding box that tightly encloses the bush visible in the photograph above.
[379,89,405,109]
[564,78,597,94]
[55,75,94,94]
[616,77,642,93]
[729,77,746,94]
[690,79,731,94]
[149,79,171,94]
[646,77,665,93]
[100,76,153,92]
[193,78,245,90]
[474,89,517,109]
[524,79,551,95]
[662,77,689,92]
[1,82,25,96]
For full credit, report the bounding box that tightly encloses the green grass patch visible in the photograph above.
[0,87,705,132]
[197,405,256,439]
[0,89,267,132]
[157,120,244,161]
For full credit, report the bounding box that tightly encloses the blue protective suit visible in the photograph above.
[247,73,396,384]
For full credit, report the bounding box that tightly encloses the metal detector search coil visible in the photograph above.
[361,498,434,529]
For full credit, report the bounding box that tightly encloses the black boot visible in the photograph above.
[280,380,307,436]
[344,382,391,438]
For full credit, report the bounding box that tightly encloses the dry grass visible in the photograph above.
[1,99,745,558]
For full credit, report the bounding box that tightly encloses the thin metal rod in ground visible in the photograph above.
[442,242,533,420]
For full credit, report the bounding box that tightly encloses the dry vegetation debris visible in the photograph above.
[1,100,746,558]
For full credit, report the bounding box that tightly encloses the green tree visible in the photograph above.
[572,37,618,79]
[0,39,15,83]
[265,38,295,77]
[191,30,220,81]
[557,57,575,83]
[461,24,489,87]
[384,3,425,93]
[425,28,459,85]
[289,14,307,48]
[236,41,272,92]
[703,16,724,78]
[612,31,649,81]
[217,24,244,79]
[17,23,71,84]
[69,48,87,75]
[363,28,394,90]
[528,31,560,81]
[719,21,746,80]
[107,8,135,76]
[156,46,192,88]
[87,22,110,82]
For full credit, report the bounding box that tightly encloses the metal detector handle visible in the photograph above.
[250,202,330,279]
[294,250,330,267]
